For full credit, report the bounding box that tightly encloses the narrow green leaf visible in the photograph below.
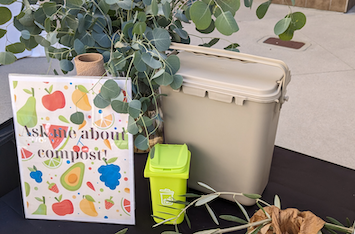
[107,157,118,164]
[185,212,191,228]
[193,229,220,234]
[256,202,270,219]
[70,112,84,125]
[327,217,345,227]
[115,228,128,234]
[179,193,201,198]
[219,215,248,224]
[190,1,212,30]
[85,195,95,202]
[256,0,271,19]
[59,115,70,123]
[249,224,265,234]
[243,193,261,199]
[233,196,250,222]
[274,17,291,35]
[274,195,281,209]
[0,51,16,65]
[195,194,219,206]
[0,7,11,25]
[205,203,219,225]
[152,217,176,227]
[197,182,217,192]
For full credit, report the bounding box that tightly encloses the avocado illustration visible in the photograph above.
[60,162,85,191]
[16,88,37,128]
[32,196,47,215]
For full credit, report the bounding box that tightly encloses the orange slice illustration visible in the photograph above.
[94,114,114,130]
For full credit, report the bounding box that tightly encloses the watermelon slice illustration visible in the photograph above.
[121,198,131,216]
[21,148,34,161]
[43,124,71,150]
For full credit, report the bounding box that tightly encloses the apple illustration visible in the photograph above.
[42,85,65,111]
[52,195,74,216]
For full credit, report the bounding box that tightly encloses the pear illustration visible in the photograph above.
[32,196,47,215]
[17,88,37,128]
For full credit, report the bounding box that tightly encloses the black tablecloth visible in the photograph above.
[1,118,355,234]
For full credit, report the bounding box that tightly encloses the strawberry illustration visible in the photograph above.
[105,196,114,210]
[47,181,59,193]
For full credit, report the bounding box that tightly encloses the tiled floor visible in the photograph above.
[1,1,355,170]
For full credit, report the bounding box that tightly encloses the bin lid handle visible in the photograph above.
[170,43,291,106]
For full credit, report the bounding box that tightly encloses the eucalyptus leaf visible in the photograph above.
[173,27,188,40]
[70,111,84,125]
[215,11,239,36]
[66,0,83,9]
[92,31,111,47]
[165,54,180,75]
[256,0,271,19]
[128,100,141,118]
[6,43,25,54]
[162,2,170,19]
[111,100,129,113]
[197,20,215,34]
[291,12,306,30]
[154,72,173,86]
[132,22,146,35]
[93,93,111,109]
[0,52,16,65]
[151,0,158,15]
[215,0,240,16]
[127,116,139,135]
[274,17,291,35]
[0,29,6,38]
[141,52,161,69]
[74,38,85,54]
[101,79,120,100]
[21,30,31,40]
[134,134,149,150]
[43,2,57,17]
[224,43,240,52]
[34,35,51,47]
[0,0,16,5]
[133,51,147,72]
[60,59,74,72]
[190,1,212,30]
[0,7,12,25]
[151,27,171,51]
[136,115,153,127]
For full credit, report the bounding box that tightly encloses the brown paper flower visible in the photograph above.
[249,206,325,234]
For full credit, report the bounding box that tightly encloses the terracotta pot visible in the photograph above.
[74,53,106,76]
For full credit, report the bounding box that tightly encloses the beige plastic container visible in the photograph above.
[161,43,291,205]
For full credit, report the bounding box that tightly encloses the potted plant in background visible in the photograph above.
[0,0,306,151]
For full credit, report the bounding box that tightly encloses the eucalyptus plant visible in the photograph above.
[0,0,306,150]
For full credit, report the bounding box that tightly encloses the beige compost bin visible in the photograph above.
[161,43,291,205]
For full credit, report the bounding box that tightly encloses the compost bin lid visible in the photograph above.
[148,144,189,173]
[176,51,286,103]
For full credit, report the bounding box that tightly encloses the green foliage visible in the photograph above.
[0,0,306,150]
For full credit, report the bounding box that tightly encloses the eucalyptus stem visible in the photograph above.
[214,218,272,234]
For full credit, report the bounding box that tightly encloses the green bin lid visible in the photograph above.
[149,144,189,173]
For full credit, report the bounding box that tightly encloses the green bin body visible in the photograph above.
[144,144,191,224]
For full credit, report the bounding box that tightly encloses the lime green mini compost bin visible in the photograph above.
[144,143,191,224]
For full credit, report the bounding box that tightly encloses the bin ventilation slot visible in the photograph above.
[182,86,206,97]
